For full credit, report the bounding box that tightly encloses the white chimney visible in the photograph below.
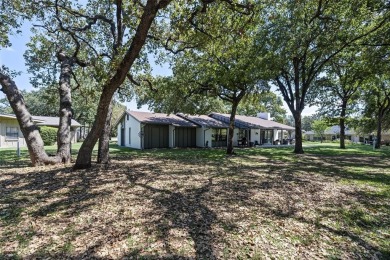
[257,112,270,120]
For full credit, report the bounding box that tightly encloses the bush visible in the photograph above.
[39,126,57,146]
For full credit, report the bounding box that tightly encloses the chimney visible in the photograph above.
[257,112,270,120]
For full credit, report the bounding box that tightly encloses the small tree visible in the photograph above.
[312,120,328,143]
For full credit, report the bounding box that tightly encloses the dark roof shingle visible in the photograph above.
[128,111,198,127]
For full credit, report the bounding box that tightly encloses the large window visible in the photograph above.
[6,127,19,139]
[212,129,227,141]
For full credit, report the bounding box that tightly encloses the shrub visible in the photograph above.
[39,126,57,146]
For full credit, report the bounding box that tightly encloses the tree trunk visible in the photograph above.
[375,113,382,149]
[339,100,347,149]
[227,100,239,155]
[0,73,58,166]
[97,100,113,164]
[293,112,304,154]
[74,0,169,170]
[56,55,73,163]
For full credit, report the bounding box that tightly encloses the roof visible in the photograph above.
[210,113,294,130]
[176,113,229,128]
[0,113,81,127]
[128,111,198,127]
[32,116,82,127]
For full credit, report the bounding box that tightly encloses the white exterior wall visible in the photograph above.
[232,128,239,146]
[117,123,122,146]
[196,128,205,147]
[273,130,279,141]
[169,125,175,148]
[128,115,141,149]
[117,114,142,149]
[250,129,261,145]
[205,128,213,147]
[0,118,25,148]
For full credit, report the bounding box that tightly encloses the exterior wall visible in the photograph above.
[117,123,122,146]
[205,128,213,147]
[232,128,239,146]
[169,125,175,148]
[0,118,25,148]
[129,116,141,149]
[117,113,141,149]
[273,130,279,141]
[250,129,261,145]
[196,127,206,147]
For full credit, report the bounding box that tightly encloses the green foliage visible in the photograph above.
[237,92,287,123]
[312,120,328,142]
[39,126,57,146]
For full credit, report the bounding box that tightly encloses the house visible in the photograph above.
[0,113,81,148]
[209,112,295,146]
[117,110,295,149]
[176,113,230,147]
[305,125,390,144]
[305,125,360,142]
[116,111,198,149]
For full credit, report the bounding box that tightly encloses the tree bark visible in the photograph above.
[227,100,239,155]
[97,100,113,164]
[293,112,304,154]
[74,0,171,169]
[339,100,347,149]
[0,72,58,166]
[56,55,73,163]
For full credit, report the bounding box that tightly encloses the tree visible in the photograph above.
[315,51,366,149]
[138,2,270,154]
[362,75,390,149]
[0,1,61,166]
[237,91,287,123]
[312,119,328,143]
[262,0,389,154]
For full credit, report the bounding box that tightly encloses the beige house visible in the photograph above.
[0,113,81,148]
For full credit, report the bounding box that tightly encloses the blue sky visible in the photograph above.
[0,22,317,116]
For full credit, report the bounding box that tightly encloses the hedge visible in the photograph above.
[40,126,57,146]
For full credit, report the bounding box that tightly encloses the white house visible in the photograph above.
[209,113,295,146]
[116,111,198,149]
[176,113,230,148]
[116,111,295,149]
[0,113,81,148]
[306,125,390,145]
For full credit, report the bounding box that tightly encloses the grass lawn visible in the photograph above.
[0,142,389,259]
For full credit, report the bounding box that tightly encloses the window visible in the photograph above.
[128,127,131,145]
[127,114,129,120]
[6,127,19,139]
[212,129,227,141]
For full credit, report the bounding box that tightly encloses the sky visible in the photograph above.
[0,22,317,117]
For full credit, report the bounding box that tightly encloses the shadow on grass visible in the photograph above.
[1,145,389,259]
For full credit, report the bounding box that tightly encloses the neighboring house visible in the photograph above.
[0,113,81,148]
[116,111,198,149]
[304,125,390,144]
[209,112,295,146]
[176,113,230,148]
[116,110,295,149]
[306,125,360,142]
